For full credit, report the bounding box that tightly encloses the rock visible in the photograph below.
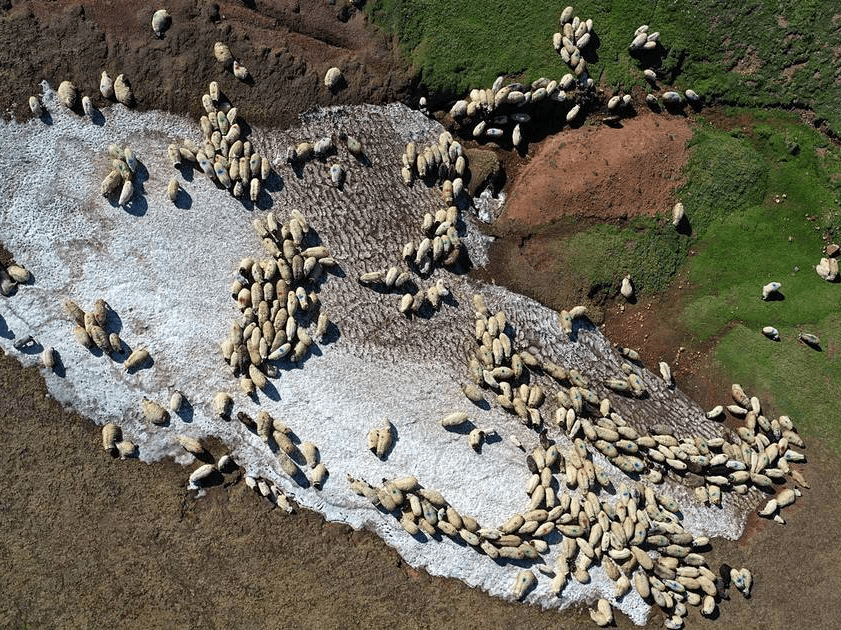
[463,147,501,196]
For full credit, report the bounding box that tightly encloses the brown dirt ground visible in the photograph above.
[502,112,694,226]
[469,108,695,316]
[2,2,841,628]
[0,0,414,129]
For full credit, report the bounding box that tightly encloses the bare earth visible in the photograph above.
[1,1,841,629]
[1,0,412,129]
[502,113,694,226]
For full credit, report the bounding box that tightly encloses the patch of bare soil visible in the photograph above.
[782,61,809,81]
[601,264,732,412]
[501,111,694,226]
[0,0,414,129]
[731,46,763,76]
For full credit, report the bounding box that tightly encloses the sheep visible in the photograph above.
[324,67,343,90]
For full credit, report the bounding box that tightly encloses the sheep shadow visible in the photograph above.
[50,351,67,378]
[174,188,193,209]
[327,77,347,94]
[264,171,284,195]
[442,419,476,436]
[256,377,281,402]
[675,215,693,236]
[0,313,11,339]
[192,469,225,489]
[798,338,820,352]
[176,164,194,182]
[468,396,491,412]
[319,321,342,346]
[664,102,689,117]
[646,99,662,113]
[15,337,44,355]
[175,397,195,424]
[90,109,106,126]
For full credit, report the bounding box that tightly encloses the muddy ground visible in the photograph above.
[1,1,840,628]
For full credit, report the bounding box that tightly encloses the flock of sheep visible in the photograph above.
[223,209,334,392]
[166,82,271,202]
[345,286,810,628]
[354,134,468,315]
[445,5,705,153]
[1,5,822,629]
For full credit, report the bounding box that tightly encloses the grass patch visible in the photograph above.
[548,218,689,300]
[714,315,841,450]
[366,0,841,133]
[678,128,768,233]
[679,110,841,448]
[682,111,841,341]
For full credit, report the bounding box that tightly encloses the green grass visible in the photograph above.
[550,218,689,299]
[366,0,841,133]
[521,107,841,303]
[678,110,841,448]
[715,315,841,448]
[681,111,841,341]
[678,127,768,233]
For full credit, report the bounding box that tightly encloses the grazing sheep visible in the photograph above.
[151,9,171,38]
[114,74,134,107]
[58,81,78,109]
[620,275,634,299]
[29,96,43,116]
[324,67,343,90]
[672,202,685,227]
[761,282,781,300]
[100,71,114,99]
